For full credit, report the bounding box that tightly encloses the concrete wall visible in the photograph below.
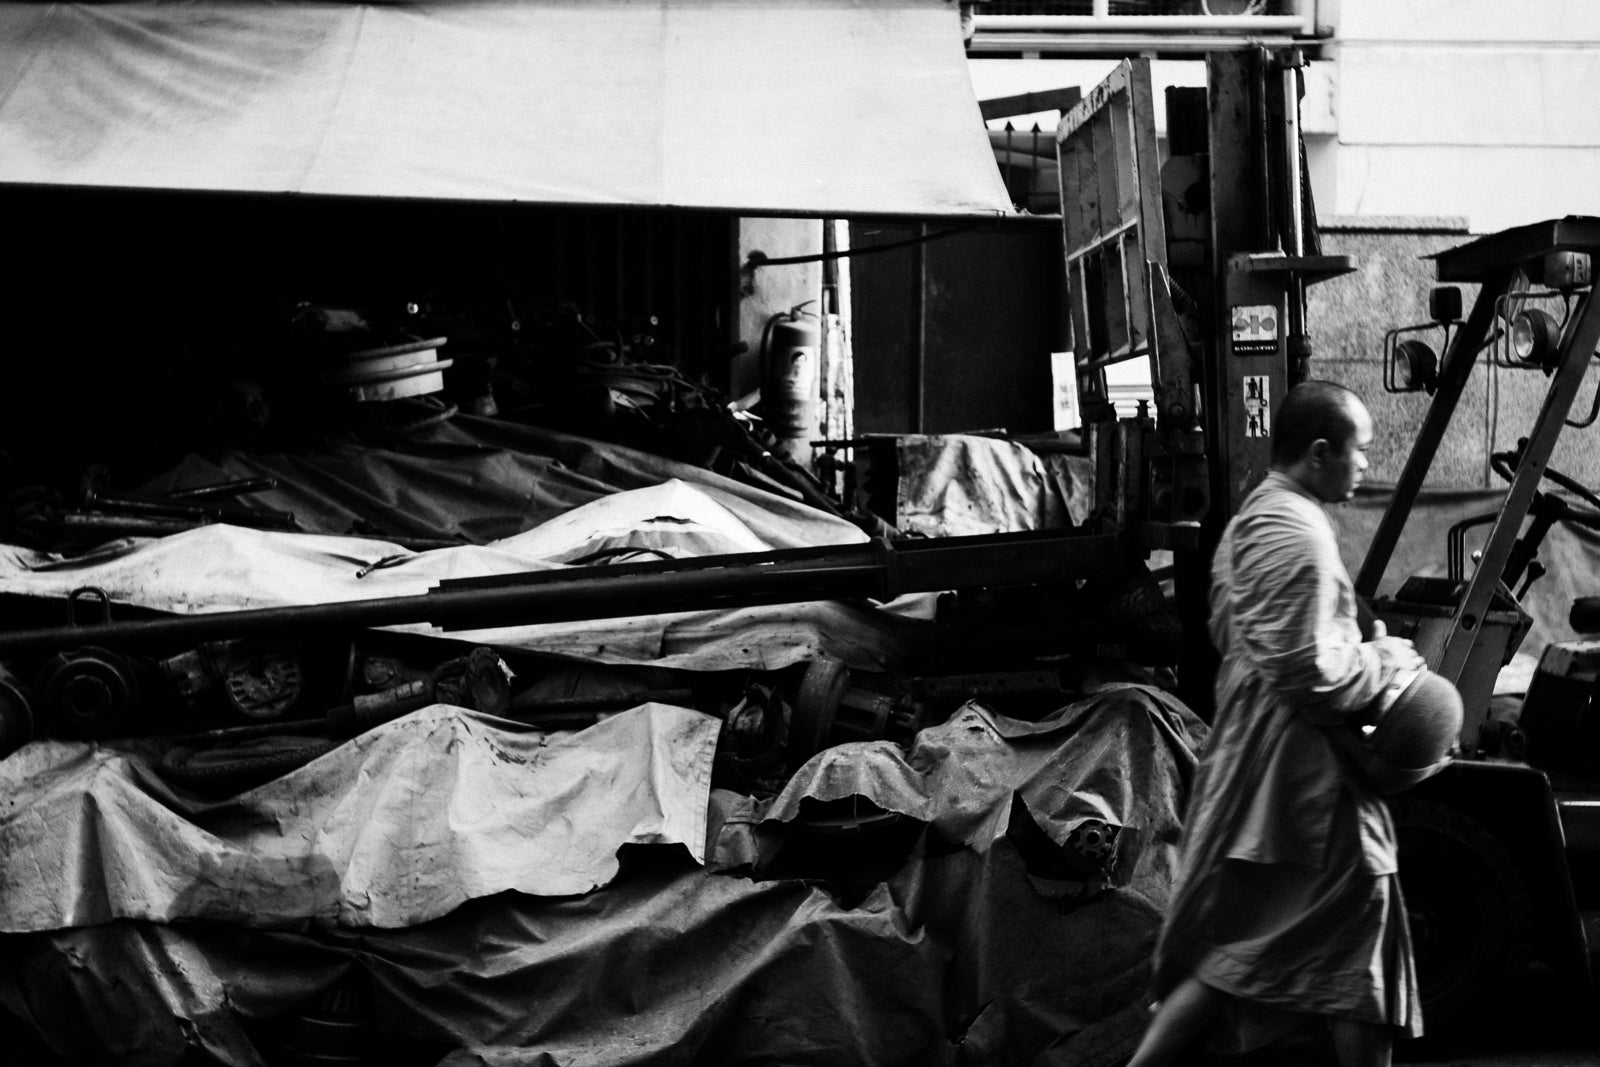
[734,217,825,406]
[1308,217,1600,492]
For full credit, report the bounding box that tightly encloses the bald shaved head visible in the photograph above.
[1271,381,1363,465]
[1271,380,1374,503]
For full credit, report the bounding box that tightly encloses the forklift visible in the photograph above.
[1357,219,1600,1036]
[1054,50,1597,1040]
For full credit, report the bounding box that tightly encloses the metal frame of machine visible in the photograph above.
[1360,218,1600,725]
[1052,54,1597,1038]
[1352,219,1600,1026]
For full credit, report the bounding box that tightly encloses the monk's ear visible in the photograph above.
[1308,438,1332,466]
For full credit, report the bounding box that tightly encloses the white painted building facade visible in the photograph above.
[1330,0,1600,233]
[968,0,1600,234]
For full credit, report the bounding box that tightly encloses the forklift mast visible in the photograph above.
[1055,50,1352,552]
[1055,50,1352,714]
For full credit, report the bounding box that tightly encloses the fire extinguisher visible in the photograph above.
[761,301,821,463]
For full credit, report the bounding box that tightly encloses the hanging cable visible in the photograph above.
[743,221,989,270]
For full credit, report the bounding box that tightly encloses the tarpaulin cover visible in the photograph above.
[755,687,1202,904]
[0,0,1015,217]
[0,702,720,932]
[0,452,929,670]
[891,434,1094,538]
[0,684,1207,1067]
[144,415,870,551]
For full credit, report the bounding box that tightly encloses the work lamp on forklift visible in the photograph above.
[1382,285,1462,395]
[1493,251,1590,372]
[1497,250,1592,371]
[1508,306,1562,369]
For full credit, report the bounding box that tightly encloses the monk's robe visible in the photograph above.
[1153,470,1423,1050]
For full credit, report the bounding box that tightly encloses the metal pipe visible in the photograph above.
[59,512,201,539]
[1254,49,1274,253]
[966,34,1305,57]
[973,14,1311,33]
[912,221,927,433]
[163,477,279,502]
[82,491,296,530]
[0,531,1120,658]
[1003,123,1015,193]
[1281,53,1306,259]
[0,555,890,658]
[510,688,695,714]
[161,718,328,745]
[1281,50,1309,379]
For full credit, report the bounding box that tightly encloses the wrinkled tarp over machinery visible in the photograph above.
[0,686,1206,1067]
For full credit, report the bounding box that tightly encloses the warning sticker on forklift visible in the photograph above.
[1244,376,1270,437]
[1232,304,1279,355]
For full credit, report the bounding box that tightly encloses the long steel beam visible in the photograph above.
[0,531,1120,657]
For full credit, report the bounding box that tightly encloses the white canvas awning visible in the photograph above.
[0,0,1014,217]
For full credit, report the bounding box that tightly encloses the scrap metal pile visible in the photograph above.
[0,299,1204,1067]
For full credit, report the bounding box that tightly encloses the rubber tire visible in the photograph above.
[789,657,848,761]
[1392,797,1533,1041]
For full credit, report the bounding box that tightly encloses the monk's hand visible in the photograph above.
[1370,634,1426,673]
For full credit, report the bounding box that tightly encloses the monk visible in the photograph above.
[1128,381,1426,1067]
